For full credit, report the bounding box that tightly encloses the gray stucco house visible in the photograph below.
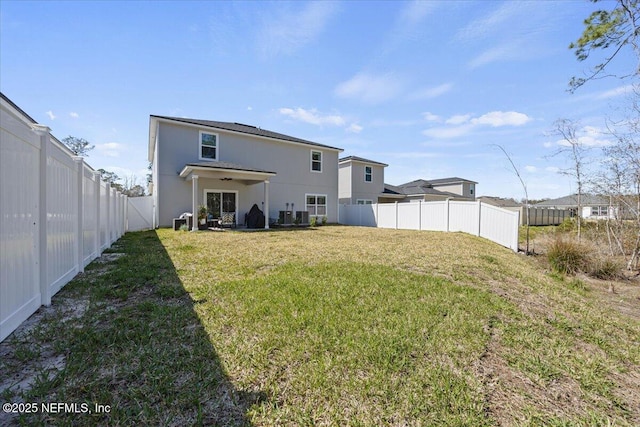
[148,116,342,229]
[338,156,388,205]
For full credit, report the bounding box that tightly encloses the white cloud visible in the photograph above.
[543,141,553,148]
[46,110,56,120]
[445,114,471,125]
[346,123,363,134]
[422,110,531,140]
[95,142,125,158]
[555,125,613,147]
[546,166,560,173]
[596,84,637,99]
[410,83,453,100]
[279,107,346,126]
[422,112,441,122]
[247,106,253,111]
[69,112,79,118]
[470,111,532,127]
[334,72,404,104]
[258,2,337,58]
[397,0,437,28]
[456,2,522,42]
[524,165,537,172]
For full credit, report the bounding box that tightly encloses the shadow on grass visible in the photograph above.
[4,230,262,426]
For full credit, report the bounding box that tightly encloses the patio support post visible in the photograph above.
[264,180,270,229]
[191,174,199,232]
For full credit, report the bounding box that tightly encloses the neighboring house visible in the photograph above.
[534,194,614,219]
[379,177,477,203]
[338,156,388,205]
[148,116,342,229]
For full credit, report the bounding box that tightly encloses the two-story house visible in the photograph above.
[148,116,342,229]
[338,156,388,205]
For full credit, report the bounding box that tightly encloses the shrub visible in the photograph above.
[588,256,621,280]
[310,217,317,227]
[547,237,589,275]
[556,218,576,233]
[179,224,189,232]
[321,216,327,226]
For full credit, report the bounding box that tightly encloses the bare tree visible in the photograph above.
[549,119,591,240]
[493,144,531,254]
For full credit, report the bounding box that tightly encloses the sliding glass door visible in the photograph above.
[206,191,237,220]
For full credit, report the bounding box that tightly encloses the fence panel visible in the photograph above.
[0,106,41,342]
[128,196,154,231]
[421,201,448,231]
[377,203,397,229]
[46,143,79,298]
[82,166,97,266]
[397,202,420,230]
[480,203,519,251]
[448,201,480,235]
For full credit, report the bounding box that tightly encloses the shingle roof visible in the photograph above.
[382,182,458,197]
[427,177,478,185]
[152,115,342,151]
[477,196,522,207]
[535,194,610,207]
[339,156,388,167]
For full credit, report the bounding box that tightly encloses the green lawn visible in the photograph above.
[1,226,639,426]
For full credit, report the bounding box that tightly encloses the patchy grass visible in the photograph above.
[1,226,639,426]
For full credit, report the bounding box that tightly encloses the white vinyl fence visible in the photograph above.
[127,196,154,232]
[1,96,128,342]
[339,200,520,252]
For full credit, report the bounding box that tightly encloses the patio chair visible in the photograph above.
[219,212,236,228]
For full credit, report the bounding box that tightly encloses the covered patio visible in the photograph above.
[179,161,276,231]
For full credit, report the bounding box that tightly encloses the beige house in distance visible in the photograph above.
[339,156,477,204]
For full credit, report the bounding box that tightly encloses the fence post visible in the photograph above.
[32,124,51,306]
[124,194,129,232]
[477,200,482,237]
[73,157,84,273]
[418,200,422,231]
[395,201,398,230]
[375,203,379,227]
[94,172,101,255]
[446,198,450,232]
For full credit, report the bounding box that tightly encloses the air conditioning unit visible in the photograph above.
[296,211,309,225]
[279,210,293,225]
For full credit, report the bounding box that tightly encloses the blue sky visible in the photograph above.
[1,0,635,199]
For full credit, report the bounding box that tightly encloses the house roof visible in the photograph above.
[182,161,276,175]
[179,161,276,184]
[427,177,478,185]
[477,196,522,207]
[339,156,388,167]
[149,116,342,161]
[534,194,611,207]
[382,182,459,198]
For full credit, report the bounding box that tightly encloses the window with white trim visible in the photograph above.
[199,131,218,160]
[306,194,327,217]
[356,199,373,205]
[311,150,322,172]
[364,166,372,182]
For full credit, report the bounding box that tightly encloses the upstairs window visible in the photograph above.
[364,166,372,182]
[200,131,218,160]
[311,150,322,172]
